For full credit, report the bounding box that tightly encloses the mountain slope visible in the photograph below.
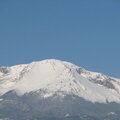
[0,59,120,103]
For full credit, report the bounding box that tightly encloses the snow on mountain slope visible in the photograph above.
[0,59,120,103]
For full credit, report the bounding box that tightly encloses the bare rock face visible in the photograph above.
[0,67,10,74]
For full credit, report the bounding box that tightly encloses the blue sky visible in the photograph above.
[0,0,120,77]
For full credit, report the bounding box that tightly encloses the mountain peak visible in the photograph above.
[0,59,120,103]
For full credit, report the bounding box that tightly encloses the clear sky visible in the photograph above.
[0,0,120,78]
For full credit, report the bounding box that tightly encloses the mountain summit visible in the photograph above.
[0,59,120,103]
[1,59,120,120]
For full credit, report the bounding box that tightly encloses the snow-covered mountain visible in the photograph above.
[1,59,120,120]
[0,59,120,103]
